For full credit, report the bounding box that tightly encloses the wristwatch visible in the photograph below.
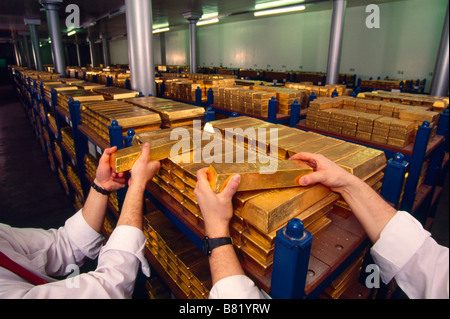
[91,181,112,196]
[202,236,233,257]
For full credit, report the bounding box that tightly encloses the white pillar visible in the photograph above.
[125,0,156,96]
[326,0,346,85]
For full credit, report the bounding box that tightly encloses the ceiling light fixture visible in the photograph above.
[152,27,170,33]
[197,18,219,26]
[255,0,304,10]
[67,30,77,36]
[254,5,306,16]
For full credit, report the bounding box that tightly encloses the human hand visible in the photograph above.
[289,152,360,194]
[128,143,161,189]
[95,146,127,192]
[194,167,241,238]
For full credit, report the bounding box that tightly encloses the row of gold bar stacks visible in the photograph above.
[128,115,386,283]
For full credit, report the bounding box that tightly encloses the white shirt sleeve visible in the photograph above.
[370,211,449,299]
[209,275,268,299]
[1,210,150,299]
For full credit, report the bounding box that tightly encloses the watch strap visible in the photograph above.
[91,181,112,196]
[203,236,233,256]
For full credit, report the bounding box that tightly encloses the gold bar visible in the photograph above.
[110,136,194,173]
[286,137,345,158]
[335,148,386,180]
[206,159,313,193]
[317,142,366,162]
[241,184,330,233]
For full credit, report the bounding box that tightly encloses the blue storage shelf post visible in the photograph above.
[123,129,135,148]
[108,120,124,150]
[267,97,278,123]
[106,76,113,87]
[195,87,203,106]
[108,120,126,210]
[125,78,131,90]
[207,88,214,108]
[307,92,317,108]
[270,218,313,299]
[68,98,90,197]
[159,81,165,97]
[400,121,432,214]
[436,109,449,152]
[204,107,215,123]
[380,153,409,208]
[289,100,300,128]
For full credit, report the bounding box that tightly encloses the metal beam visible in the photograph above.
[430,3,449,97]
[41,0,66,76]
[125,0,156,96]
[326,0,346,85]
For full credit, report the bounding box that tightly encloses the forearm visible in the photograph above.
[117,183,145,230]
[81,185,110,234]
[339,175,397,243]
[209,244,245,285]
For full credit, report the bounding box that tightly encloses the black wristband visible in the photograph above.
[202,236,233,257]
[91,181,112,196]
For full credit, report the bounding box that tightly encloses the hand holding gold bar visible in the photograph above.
[206,159,313,193]
[110,136,194,173]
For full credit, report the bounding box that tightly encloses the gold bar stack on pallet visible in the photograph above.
[57,89,105,113]
[93,87,139,100]
[126,96,206,128]
[144,209,212,299]
[133,116,386,278]
[305,96,440,148]
[80,100,162,141]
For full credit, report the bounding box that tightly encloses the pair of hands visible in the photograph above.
[195,152,358,237]
[94,143,160,193]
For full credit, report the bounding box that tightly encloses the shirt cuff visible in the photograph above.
[64,209,105,259]
[370,211,431,284]
[209,275,266,299]
[101,225,150,277]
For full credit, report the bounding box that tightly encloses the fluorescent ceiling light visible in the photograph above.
[255,0,304,10]
[152,27,170,33]
[201,12,218,20]
[197,18,219,26]
[254,5,306,16]
[67,30,77,36]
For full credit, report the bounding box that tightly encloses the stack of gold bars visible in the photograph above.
[75,82,106,91]
[60,126,75,155]
[93,87,139,100]
[56,89,105,113]
[42,83,78,104]
[251,85,309,115]
[120,116,386,279]
[285,83,353,98]
[162,74,236,103]
[144,209,211,299]
[80,100,162,141]
[305,96,440,148]
[360,91,448,113]
[126,97,206,128]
